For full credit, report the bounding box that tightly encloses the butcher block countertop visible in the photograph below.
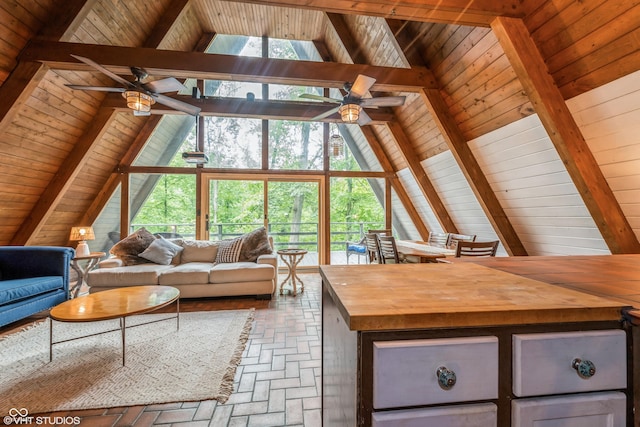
[320,263,628,331]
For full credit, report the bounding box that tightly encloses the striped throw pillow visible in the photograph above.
[215,237,244,263]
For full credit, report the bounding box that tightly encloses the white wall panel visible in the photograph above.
[420,152,505,255]
[396,168,442,236]
[567,70,640,243]
[469,114,609,256]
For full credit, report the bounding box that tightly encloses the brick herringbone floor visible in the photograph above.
[0,273,322,427]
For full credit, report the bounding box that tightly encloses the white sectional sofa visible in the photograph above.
[87,227,277,299]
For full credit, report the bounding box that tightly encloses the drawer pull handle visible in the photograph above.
[436,366,457,390]
[572,358,596,379]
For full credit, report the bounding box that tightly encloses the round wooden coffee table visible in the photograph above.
[49,285,180,365]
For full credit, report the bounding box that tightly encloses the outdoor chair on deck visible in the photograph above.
[377,235,405,264]
[364,232,383,263]
[346,236,368,264]
[455,240,499,257]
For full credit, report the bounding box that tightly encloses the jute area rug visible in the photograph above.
[0,309,254,414]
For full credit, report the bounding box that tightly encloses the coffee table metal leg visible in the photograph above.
[176,298,180,331]
[49,318,53,362]
[120,317,125,366]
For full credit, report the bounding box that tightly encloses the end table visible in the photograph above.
[70,251,105,298]
[277,248,307,296]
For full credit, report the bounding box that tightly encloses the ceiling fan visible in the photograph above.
[65,54,201,117]
[300,74,405,125]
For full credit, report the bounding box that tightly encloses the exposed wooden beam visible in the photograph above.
[360,126,430,240]
[224,0,524,26]
[387,121,458,233]
[11,108,118,245]
[102,94,395,123]
[144,0,191,49]
[420,88,527,255]
[386,19,526,254]
[0,0,95,137]
[20,41,436,92]
[325,13,361,64]
[492,16,640,254]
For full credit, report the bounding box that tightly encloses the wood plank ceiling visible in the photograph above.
[0,0,638,254]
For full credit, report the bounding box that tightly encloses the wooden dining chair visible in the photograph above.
[447,233,476,247]
[364,232,382,263]
[455,240,499,257]
[377,235,404,264]
[368,229,392,236]
[428,231,450,247]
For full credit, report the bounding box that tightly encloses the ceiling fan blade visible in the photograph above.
[70,54,133,88]
[300,93,341,104]
[349,74,376,99]
[153,93,201,116]
[65,84,125,92]
[357,109,372,126]
[360,96,406,108]
[143,77,187,94]
[311,106,341,121]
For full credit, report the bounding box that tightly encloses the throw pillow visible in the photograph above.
[139,237,184,265]
[215,237,244,263]
[181,240,219,263]
[238,226,273,262]
[110,227,157,266]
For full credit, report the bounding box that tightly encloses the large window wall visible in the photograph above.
[92,34,409,266]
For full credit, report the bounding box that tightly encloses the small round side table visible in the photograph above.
[70,251,105,298]
[277,248,307,296]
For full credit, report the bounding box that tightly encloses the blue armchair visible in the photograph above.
[0,246,75,327]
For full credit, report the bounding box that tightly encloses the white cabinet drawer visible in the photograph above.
[372,402,497,427]
[373,336,498,409]
[512,391,626,427]
[513,330,626,397]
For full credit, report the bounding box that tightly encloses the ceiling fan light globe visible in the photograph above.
[123,91,155,112]
[338,104,361,123]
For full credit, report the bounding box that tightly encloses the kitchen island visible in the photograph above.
[320,263,633,427]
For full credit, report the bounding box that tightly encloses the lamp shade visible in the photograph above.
[338,104,361,123]
[69,226,95,241]
[122,91,155,112]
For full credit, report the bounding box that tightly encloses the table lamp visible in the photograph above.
[69,226,95,257]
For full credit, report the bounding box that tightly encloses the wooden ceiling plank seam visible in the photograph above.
[20,40,435,91]
[0,61,48,133]
[522,0,572,34]
[491,16,640,254]
[10,107,117,245]
[222,0,524,26]
[386,17,526,254]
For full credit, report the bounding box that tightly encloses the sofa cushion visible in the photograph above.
[215,237,243,263]
[180,240,219,263]
[87,264,172,287]
[0,277,63,305]
[139,237,184,265]
[158,262,213,285]
[239,227,273,262]
[210,262,274,284]
[110,227,157,266]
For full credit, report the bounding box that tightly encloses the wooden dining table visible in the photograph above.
[395,240,456,263]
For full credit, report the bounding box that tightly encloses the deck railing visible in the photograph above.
[130,221,384,251]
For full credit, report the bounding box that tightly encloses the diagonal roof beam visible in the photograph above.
[225,0,524,26]
[20,40,435,92]
[492,17,640,254]
[13,0,194,245]
[0,0,97,135]
[387,19,526,255]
